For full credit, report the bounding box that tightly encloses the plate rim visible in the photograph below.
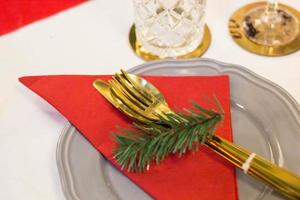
[57,123,82,200]
[128,58,300,122]
[56,58,300,200]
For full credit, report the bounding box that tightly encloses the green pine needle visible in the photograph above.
[113,100,224,172]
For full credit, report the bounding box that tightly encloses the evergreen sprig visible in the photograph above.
[113,100,223,172]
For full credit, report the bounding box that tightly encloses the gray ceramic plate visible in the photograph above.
[56,58,300,200]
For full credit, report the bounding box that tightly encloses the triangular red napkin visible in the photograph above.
[0,0,86,35]
[19,75,238,200]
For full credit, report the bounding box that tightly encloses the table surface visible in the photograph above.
[0,0,299,199]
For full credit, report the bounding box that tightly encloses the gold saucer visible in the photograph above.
[229,2,300,56]
[129,24,211,61]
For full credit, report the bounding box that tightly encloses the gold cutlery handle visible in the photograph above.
[206,136,300,200]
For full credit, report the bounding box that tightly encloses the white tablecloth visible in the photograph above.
[0,0,299,199]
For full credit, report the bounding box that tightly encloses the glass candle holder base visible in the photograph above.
[229,2,300,56]
[129,24,211,61]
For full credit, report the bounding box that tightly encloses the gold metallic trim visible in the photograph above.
[129,24,211,61]
[229,2,300,56]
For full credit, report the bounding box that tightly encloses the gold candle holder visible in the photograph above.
[229,2,300,56]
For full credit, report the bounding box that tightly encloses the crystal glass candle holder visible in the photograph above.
[133,0,207,59]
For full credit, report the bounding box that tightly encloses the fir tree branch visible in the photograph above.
[113,101,223,172]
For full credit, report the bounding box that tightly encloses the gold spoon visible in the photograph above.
[94,71,300,200]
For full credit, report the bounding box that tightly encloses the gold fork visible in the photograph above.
[94,70,300,200]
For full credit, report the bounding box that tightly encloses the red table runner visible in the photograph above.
[0,0,86,35]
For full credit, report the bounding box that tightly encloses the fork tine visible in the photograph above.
[114,73,152,107]
[111,75,148,110]
[109,80,157,121]
[109,92,154,124]
[93,79,151,123]
[119,70,175,120]
[109,79,144,111]
[120,70,154,103]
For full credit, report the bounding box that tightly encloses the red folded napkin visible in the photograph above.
[19,74,238,200]
[0,0,86,35]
